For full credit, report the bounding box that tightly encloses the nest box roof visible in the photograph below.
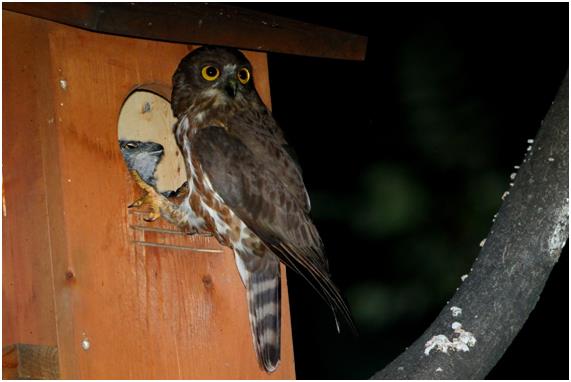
[3,3,367,60]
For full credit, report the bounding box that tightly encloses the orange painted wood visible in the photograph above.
[3,11,295,379]
[2,12,58,348]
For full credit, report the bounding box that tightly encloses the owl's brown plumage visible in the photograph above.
[169,46,353,372]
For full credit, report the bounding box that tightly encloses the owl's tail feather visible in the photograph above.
[235,251,281,373]
[270,242,357,335]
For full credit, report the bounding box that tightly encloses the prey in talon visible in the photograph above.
[119,139,194,231]
[119,140,164,188]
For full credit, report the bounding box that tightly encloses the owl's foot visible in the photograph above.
[128,170,164,222]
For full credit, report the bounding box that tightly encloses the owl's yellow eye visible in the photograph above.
[237,67,251,84]
[201,65,220,81]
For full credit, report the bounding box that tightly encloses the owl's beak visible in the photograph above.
[225,79,238,98]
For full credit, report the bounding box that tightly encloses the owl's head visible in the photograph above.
[171,46,256,117]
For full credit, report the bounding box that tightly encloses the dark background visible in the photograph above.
[241,2,569,380]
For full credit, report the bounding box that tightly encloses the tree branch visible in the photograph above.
[372,72,569,379]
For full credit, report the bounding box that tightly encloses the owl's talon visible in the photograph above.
[130,170,155,192]
[143,211,160,222]
[128,170,163,222]
[128,199,143,208]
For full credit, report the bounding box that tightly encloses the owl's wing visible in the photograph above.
[194,126,354,331]
[228,117,312,214]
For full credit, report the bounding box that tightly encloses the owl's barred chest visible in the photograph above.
[175,111,267,257]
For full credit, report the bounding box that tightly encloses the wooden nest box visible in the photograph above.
[2,4,366,379]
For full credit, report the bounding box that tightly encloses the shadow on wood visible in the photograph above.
[3,344,59,379]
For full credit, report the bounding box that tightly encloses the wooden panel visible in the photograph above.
[2,3,367,60]
[2,344,59,379]
[4,11,295,379]
[2,11,58,347]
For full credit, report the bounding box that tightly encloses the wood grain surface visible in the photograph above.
[3,11,58,348]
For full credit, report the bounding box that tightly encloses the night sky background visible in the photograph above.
[241,3,568,379]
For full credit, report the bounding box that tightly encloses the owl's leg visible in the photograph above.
[165,181,212,236]
[128,171,211,236]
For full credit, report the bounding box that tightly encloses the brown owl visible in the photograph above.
[130,46,353,372]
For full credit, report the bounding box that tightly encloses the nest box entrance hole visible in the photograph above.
[117,88,187,195]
